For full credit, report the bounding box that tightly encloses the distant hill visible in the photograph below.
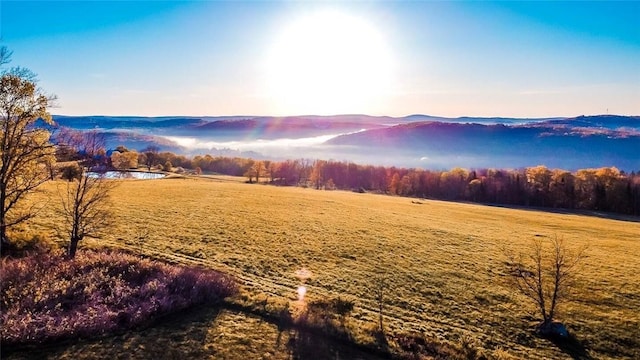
[326,116,640,170]
[47,114,640,170]
[534,114,640,130]
[51,115,207,130]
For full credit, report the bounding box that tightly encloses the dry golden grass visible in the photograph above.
[19,177,640,359]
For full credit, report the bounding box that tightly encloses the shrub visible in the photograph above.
[0,249,237,346]
[3,230,57,256]
[59,163,82,181]
[291,297,356,340]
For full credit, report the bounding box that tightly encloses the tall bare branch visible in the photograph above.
[57,131,115,258]
[505,236,586,334]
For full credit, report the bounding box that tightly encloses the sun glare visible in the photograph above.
[266,10,394,115]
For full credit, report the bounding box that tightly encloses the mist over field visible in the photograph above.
[51,114,640,170]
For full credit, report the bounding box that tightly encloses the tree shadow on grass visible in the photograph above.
[481,203,640,223]
[2,305,224,360]
[281,298,389,360]
[546,333,592,360]
[286,328,388,360]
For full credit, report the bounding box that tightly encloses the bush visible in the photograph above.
[3,230,57,256]
[60,163,82,181]
[0,249,237,346]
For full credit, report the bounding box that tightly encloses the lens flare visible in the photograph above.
[297,286,307,301]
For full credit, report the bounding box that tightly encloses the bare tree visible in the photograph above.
[60,173,115,258]
[0,47,13,67]
[374,273,387,333]
[142,145,159,171]
[58,130,115,258]
[56,128,107,168]
[506,236,586,335]
[0,46,55,252]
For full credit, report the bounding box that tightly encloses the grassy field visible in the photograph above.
[15,176,640,359]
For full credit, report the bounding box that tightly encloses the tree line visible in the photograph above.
[108,150,639,216]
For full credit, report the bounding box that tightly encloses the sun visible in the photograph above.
[265,10,394,115]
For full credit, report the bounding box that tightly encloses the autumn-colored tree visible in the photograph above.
[440,168,468,200]
[389,172,401,195]
[526,165,552,206]
[276,159,298,185]
[310,160,326,189]
[574,169,598,209]
[110,150,138,170]
[549,169,575,208]
[252,160,266,183]
[0,47,55,252]
[594,167,624,211]
[468,178,483,202]
[267,161,279,183]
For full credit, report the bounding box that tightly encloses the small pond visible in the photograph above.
[87,171,166,180]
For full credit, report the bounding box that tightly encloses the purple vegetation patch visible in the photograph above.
[0,250,237,346]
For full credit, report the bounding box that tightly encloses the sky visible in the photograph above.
[1,0,638,118]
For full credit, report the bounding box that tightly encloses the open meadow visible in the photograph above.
[14,176,640,359]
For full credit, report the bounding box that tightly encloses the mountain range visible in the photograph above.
[49,114,640,170]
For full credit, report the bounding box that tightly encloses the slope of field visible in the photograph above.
[24,177,640,359]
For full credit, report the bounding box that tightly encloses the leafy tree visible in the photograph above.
[163,160,172,172]
[468,178,483,202]
[526,165,552,207]
[440,168,469,200]
[575,169,598,209]
[0,47,55,252]
[550,169,575,208]
[110,150,138,170]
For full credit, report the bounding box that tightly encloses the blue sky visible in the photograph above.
[1,0,638,117]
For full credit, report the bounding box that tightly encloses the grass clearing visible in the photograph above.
[15,177,640,359]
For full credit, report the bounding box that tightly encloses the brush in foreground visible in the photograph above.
[0,249,237,346]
